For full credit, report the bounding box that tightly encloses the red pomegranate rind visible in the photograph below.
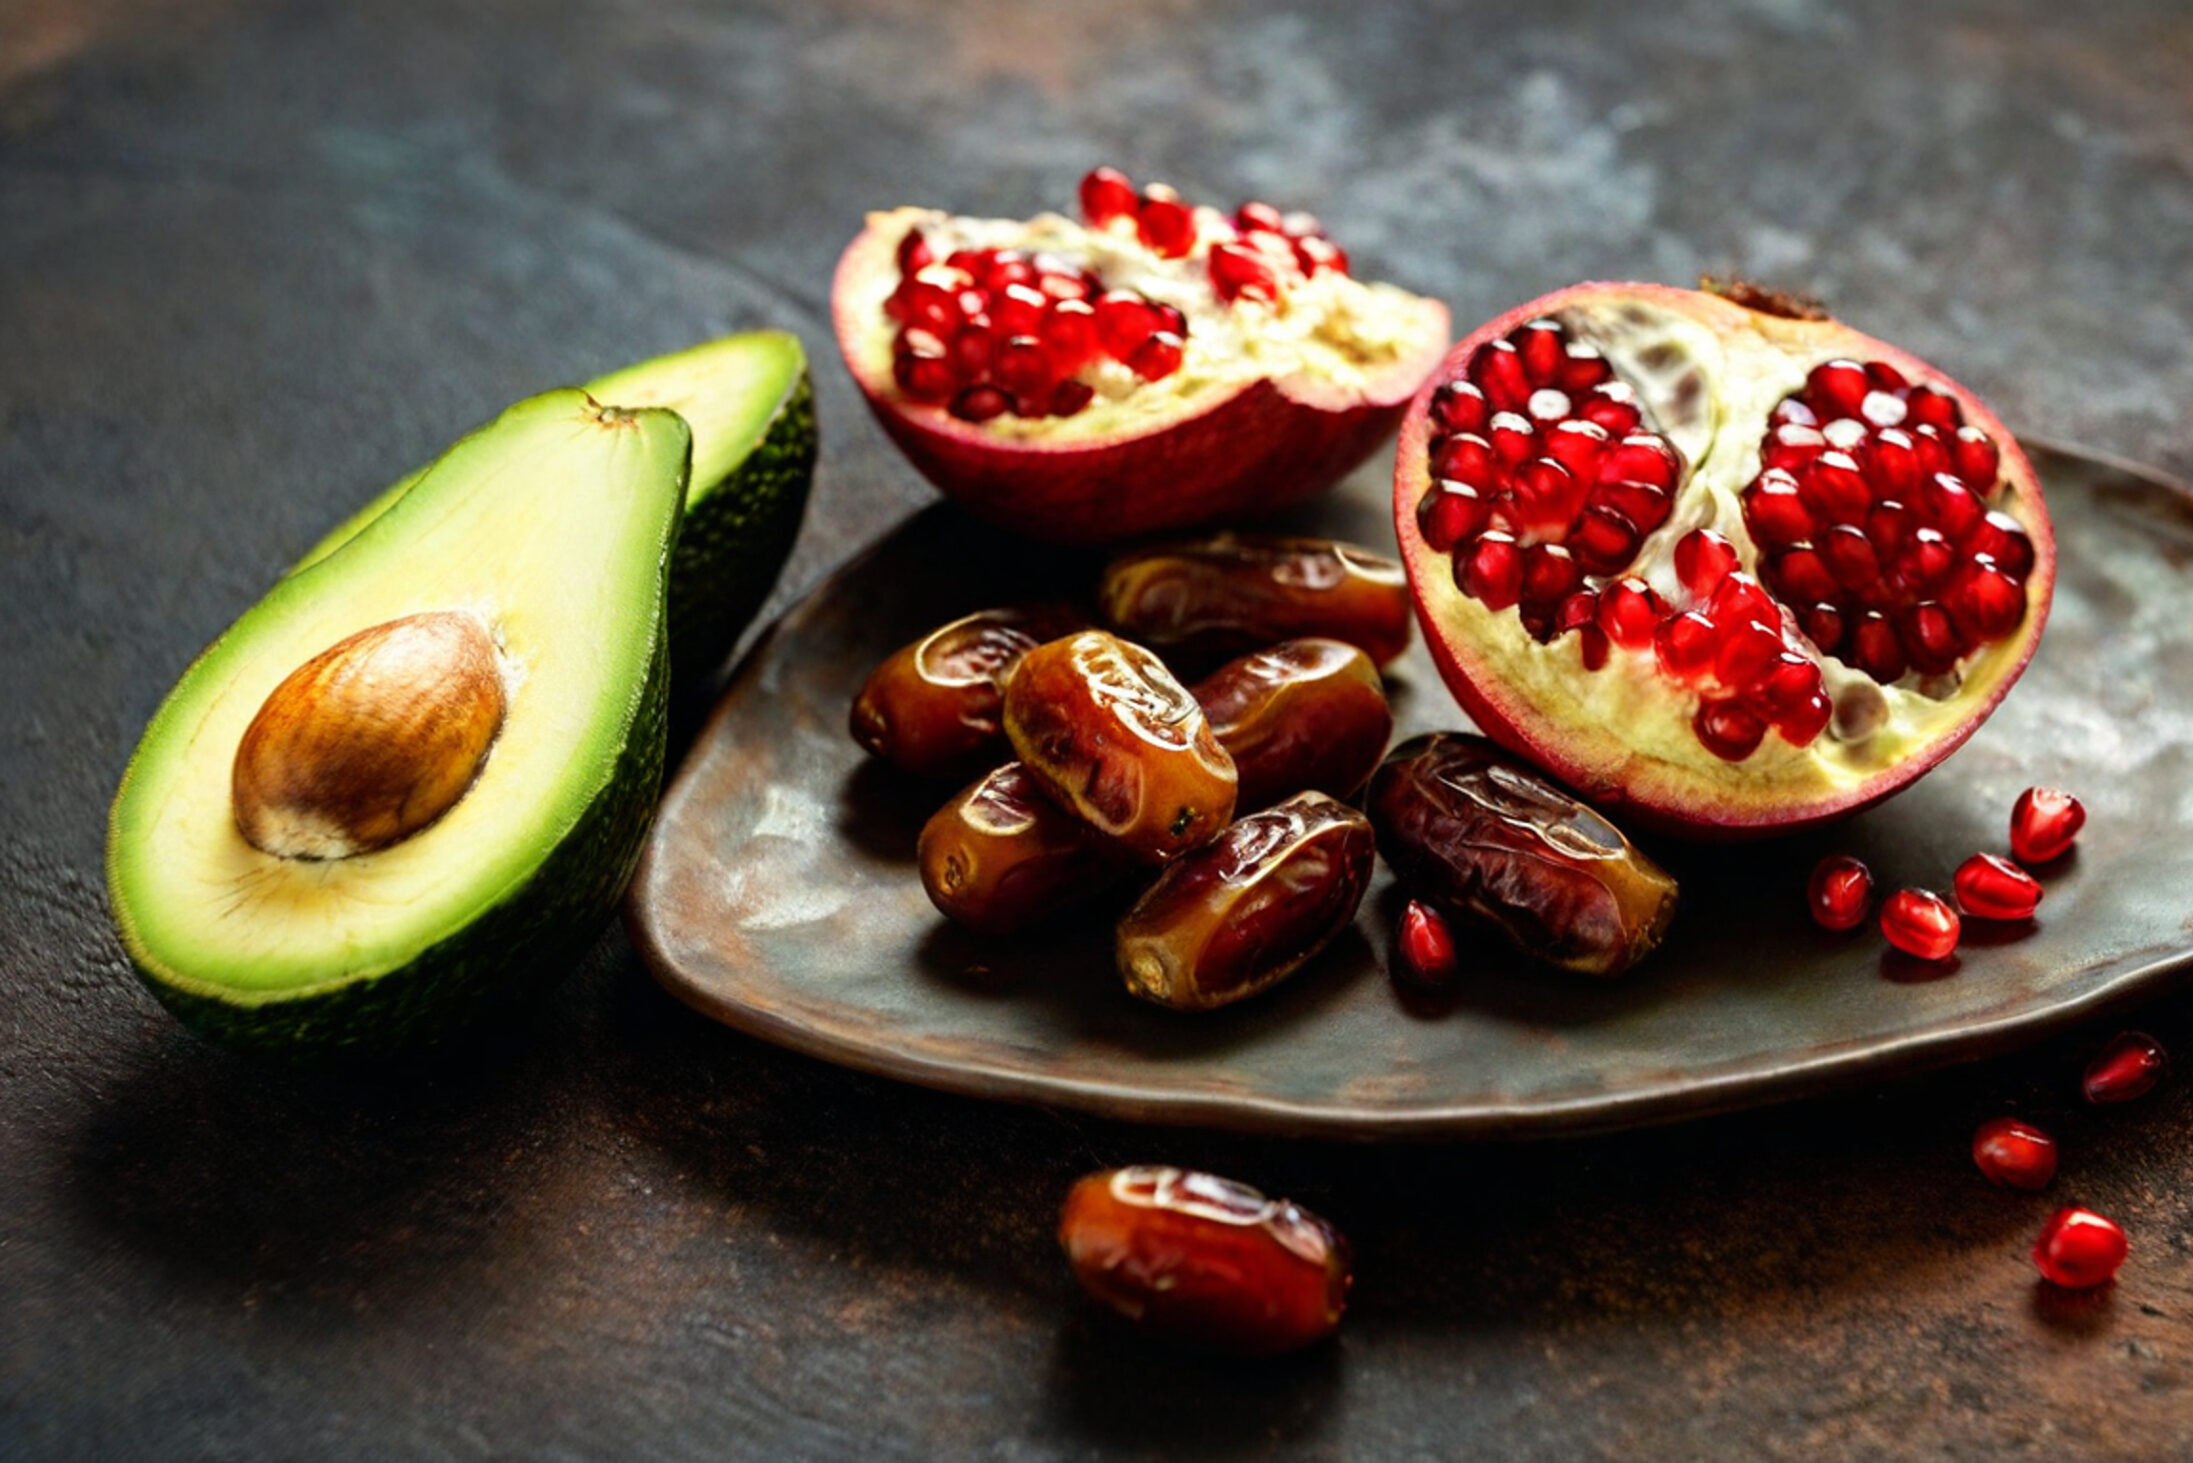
[1393,282,2056,837]
[837,192,1450,544]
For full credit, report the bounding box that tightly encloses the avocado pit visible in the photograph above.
[231,609,506,860]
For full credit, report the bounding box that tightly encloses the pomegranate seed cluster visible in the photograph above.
[885,168,1355,426]
[1742,358,2036,685]
[1416,317,1832,762]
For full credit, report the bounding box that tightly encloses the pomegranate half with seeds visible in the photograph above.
[833,169,1450,543]
[1393,282,2056,836]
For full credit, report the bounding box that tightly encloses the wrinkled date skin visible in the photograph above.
[1192,638,1392,811]
[1059,1166,1352,1356]
[1098,533,1414,668]
[917,762,1129,936]
[1367,733,1679,976]
[1117,791,1375,1010]
[850,604,1084,777]
[1003,630,1236,864]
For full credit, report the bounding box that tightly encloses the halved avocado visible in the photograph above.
[294,330,816,681]
[108,389,692,1054]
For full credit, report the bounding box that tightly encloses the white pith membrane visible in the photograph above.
[1404,289,2049,819]
[843,204,1437,440]
[109,394,684,996]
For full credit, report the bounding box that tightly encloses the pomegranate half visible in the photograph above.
[1393,282,2055,837]
[834,169,1450,543]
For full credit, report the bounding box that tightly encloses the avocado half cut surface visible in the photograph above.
[108,389,692,1054]
[294,329,816,682]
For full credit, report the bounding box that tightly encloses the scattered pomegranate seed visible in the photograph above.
[2082,1031,2167,1105]
[1807,854,1873,931]
[1079,167,1138,227]
[2031,1206,2127,1289]
[1395,900,1459,990]
[2010,786,2085,864]
[1972,1117,2057,1191]
[1953,853,2042,921]
[1880,888,1959,961]
[1136,187,1197,258]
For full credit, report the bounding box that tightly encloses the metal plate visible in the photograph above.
[629,444,2193,1139]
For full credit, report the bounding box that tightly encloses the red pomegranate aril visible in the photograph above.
[1544,420,1611,478]
[1756,654,1822,717]
[1965,511,2036,579]
[1920,474,1983,543]
[991,282,1046,336]
[1049,379,1096,417]
[1209,241,1280,304]
[1578,382,1642,434]
[1519,542,1581,609]
[1656,611,1720,681]
[1473,339,1532,413]
[1865,497,1914,554]
[1694,698,1766,761]
[1127,331,1185,382]
[1675,529,1738,597]
[1576,624,1610,671]
[1080,167,1140,225]
[1764,422,1827,475]
[1802,602,1845,654]
[1899,602,1963,676]
[1954,852,2042,921]
[1511,459,1583,533]
[1039,298,1096,372]
[948,321,995,379]
[1232,199,1284,235]
[1822,523,1883,589]
[1953,426,2001,490]
[1488,412,1536,466]
[2032,1207,2127,1289]
[1822,417,1869,453]
[1396,899,1460,989]
[1294,235,1349,276]
[1746,471,1814,550]
[1850,612,1908,683]
[2011,786,2084,864]
[1714,620,1784,691]
[2082,1031,2167,1105]
[1136,191,1197,258]
[984,251,1039,291]
[1807,853,1873,931]
[1593,479,1670,536]
[1418,481,1490,552]
[1808,359,1872,418]
[1894,528,1955,594]
[1514,319,1565,385]
[1867,429,1919,495]
[1556,343,1611,391]
[894,335,957,400]
[895,227,935,275]
[1597,577,1661,649]
[1599,436,1679,491]
[1461,532,1523,611]
[1946,562,2025,641]
[994,335,1055,399]
[949,383,1011,423]
[1430,432,1496,489]
[1569,505,1641,576]
[1706,573,1775,633]
[1774,688,1833,746]
[1907,385,1962,430]
[1972,1117,2057,1191]
[1881,888,1959,960]
[1093,290,1162,360]
[1804,451,1873,523]
[1430,380,1490,435]
[1769,546,1837,610]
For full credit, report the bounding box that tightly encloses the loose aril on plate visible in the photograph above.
[1880,888,1960,961]
[1059,1166,1352,1355]
[2082,1030,2167,1105]
[1952,852,2042,922]
[1807,853,1873,931]
[2010,785,2085,864]
[1393,282,2056,837]
[1971,1116,2057,1191]
[2031,1206,2128,1289]
[834,169,1450,543]
[1394,899,1460,991]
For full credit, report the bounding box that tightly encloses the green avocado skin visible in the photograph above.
[666,365,814,683]
[137,627,670,1057]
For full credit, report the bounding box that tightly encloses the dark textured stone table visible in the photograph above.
[5,2,2191,1457]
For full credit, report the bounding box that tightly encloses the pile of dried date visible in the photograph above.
[849,531,1684,1011]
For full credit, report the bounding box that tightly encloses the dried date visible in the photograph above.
[917,762,1129,936]
[1366,733,1678,976]
[1191,638,1391,811]
[849,604,1083,778]
[1003,630,1237,864]
[1059,1166,1351,1355]
[1098,533,1413,668]
[1116,791,1375,1010]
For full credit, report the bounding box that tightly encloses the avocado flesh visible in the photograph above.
[292,330,815,681]
[108,389,690,1050]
